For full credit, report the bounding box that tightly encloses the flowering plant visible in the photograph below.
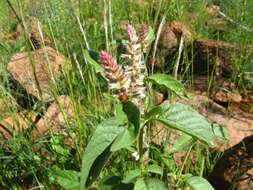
[56,24,226,190]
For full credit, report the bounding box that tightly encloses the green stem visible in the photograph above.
[137,126,144,160]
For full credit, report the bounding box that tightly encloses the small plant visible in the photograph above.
[53,24,227,190]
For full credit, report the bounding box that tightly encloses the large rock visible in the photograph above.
[7,47,65,102]
[32,95,74,139]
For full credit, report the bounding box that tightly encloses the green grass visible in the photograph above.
[0,0,252,189]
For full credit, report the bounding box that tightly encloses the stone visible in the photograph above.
[0,111,36,139]
[209,136,253,190]
[170,21,193,42]
[7,47,65,102]
[160,23,179,53]
[27,17,52,49]
[206,5,221,16]
[32,96,74,139]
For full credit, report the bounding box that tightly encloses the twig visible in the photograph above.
[219,11,253,33]
[151,15,166,74]
[174,35,184,79]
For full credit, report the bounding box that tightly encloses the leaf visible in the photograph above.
[186,176,215,190]
[147,26,155,45]
[161,156,176,172]
[98,175,134,190]
[123,101,140,131]
[55,170,80,190]
[147,164,163,175]
[134,178,147,190]
[80,118,125,189]
[145,106,163,121]
[115,103,128,123]
[122,169,141,184]
[146,178,168,190]
[111,123,136,152]
[134,178,168,190]
[171,133,195,153]
[83,49,104,76]
[146,74,187,98]
[157,103,215,146]
[85,146,111,187]
[212,123,229,141]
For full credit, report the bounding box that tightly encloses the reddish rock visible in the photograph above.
[32,96,74,139]
[28,17,52,48]
[0,112,36,139]
[170,21,193,41]
[7,47,65,102]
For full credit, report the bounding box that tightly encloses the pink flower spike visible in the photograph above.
[127,24,138,43]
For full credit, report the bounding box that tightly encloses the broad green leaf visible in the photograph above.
[146,178,168,190]
[80,118,125,189]
[186,176,215,190]
[83,50,104,76]
[147,164,163,175]
[123,101,140,131]
[111,123,136,152]
[122,169,141,184]
[171,133,195,153]
[55,170,80,190]
[134,178,168,190]
[85,146,111,187]
[134,178,147,190]
[146,74,187,98]
[157,103,215,146]
[99,175,134,190]
[212,123,229,141]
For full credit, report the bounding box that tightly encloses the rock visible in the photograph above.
[7,47,66,102]
[170,21,193,42]
[153,91,165,105]
[160,23,179,55]
[32,96,74,139]
[208,111,253,148]
[0,111,37,139]
[209,136,253,190]
[27,17,52,49]
[206,5,221,16]
[207,18,228,31]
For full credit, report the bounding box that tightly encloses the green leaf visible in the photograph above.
[145,106,163,121]
[147,164,163,175]
[134,178,168,190]
[98,175,134,190]
[122,169,141,184]
[146,74,187,98]
[123,101,140,131]
[134,178,147,190]
[171,133,195,153]
[161,156,176,172]
[85,146,111,187]
[186,176,215,190]
[157,103,215,146]
[80,118,125,189]
[147,26,155,45]
[55,170,80,190]
[212,123,229,141]
[115,103,128,123]
[111,123,137,152]
[83,49,104,76]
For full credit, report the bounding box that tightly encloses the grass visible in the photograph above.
[0,0,252,189]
